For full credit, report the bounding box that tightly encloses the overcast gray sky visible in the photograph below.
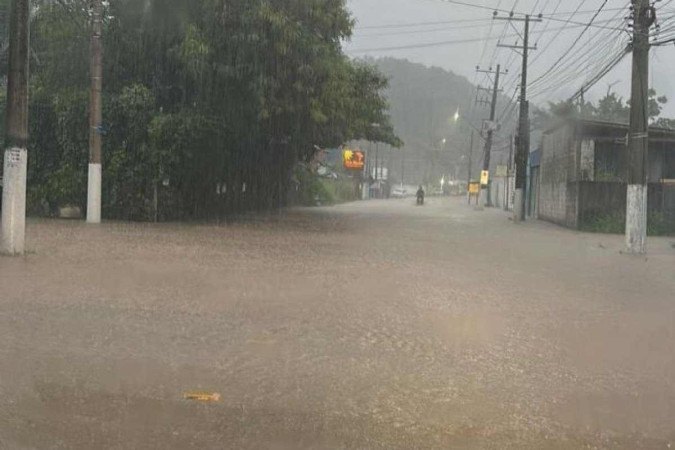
[344,0,675,117]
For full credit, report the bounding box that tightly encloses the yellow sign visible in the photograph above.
[343,149,366,170]
[480,170,490,186]
[468,182,481,195]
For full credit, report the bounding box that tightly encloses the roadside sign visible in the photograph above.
[483,120,499,132]
[468,182,481,195]
[496,165,508,177]
[343,149,366,170]
[480,170,490,186]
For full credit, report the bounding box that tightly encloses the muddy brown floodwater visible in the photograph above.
[1,197,675,449]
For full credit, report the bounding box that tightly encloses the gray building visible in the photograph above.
[538,118,675,230]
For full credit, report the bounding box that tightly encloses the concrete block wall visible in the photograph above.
[539,125,575,227]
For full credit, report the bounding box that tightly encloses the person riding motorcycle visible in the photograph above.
[416,185,425,205]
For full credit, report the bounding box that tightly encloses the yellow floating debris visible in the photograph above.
[183,391,221,402]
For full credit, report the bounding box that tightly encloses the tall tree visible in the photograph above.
[12,0,399,219]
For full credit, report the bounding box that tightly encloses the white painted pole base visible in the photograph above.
[625,184,647,254]
[513,188,524,223]
[87,163,102,224]
[478,188,488,209]
[1,147,28,255]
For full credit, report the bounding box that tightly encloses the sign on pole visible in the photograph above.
[480,170,490,186]
[343,148,366,171]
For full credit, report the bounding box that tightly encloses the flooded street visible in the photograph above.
[1,197,675,449]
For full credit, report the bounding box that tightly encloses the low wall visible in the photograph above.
[577,182,626,226]
[577,182,675,233]
[539,181,572,227]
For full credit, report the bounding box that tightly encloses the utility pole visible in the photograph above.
[476,64,506,207]
[1,0,30,255]
[497,13,540,222]
[375,142,380,196]
[365,141,372,199]
[467,130,474,205]
[87,0,103,224]
[625,0,656,254]
[505,134,513,211]
[400,147,405,187]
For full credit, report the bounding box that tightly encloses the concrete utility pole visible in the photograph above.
[505,134,513,211]
[467,130,474,205]
[476,64,506,207]
[400,147,405,187]
[375,142,379,186]
[625,0,656,254]
[497,14,540,222]
[1,0,30,256]
[87,0,103,224]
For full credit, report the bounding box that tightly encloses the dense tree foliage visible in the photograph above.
[532,89,672,131]
[3,0,398,220]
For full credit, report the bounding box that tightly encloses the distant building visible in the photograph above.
[536,118,675,230]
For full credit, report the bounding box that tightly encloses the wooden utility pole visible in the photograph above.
[476,64,506,207]
[87,0,103,224]
[1,0,30,255]
[625,0,655,254]
[497,14,540,222]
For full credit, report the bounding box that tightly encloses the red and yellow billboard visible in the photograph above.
[343,148,366,170]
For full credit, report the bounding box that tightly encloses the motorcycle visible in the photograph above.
[416,187,425,206]
[416,194,425,206]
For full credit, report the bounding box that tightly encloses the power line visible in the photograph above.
[357,17,493,30]
[528,9,629,98]
[501,0,576,98]
[349,35,508,53]
[529,24,627,96]
[434,0,520,15]
[531,40,628,100]
[477,0,504,67]
[561,45,630,104]
[528,0,573,67]
[543,6,628,17]
[530,2,628,78]
[348,20,621,53]
[356,22,502,38]
[529,0,611,88]
[544,14,626,31]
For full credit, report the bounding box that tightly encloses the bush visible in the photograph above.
[648,212,675,236]
[320,178,359,204]
[581,211,675,236]
[293,165,334,206]
[581,212,625,234]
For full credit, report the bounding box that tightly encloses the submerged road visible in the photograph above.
[1,197,675,449]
